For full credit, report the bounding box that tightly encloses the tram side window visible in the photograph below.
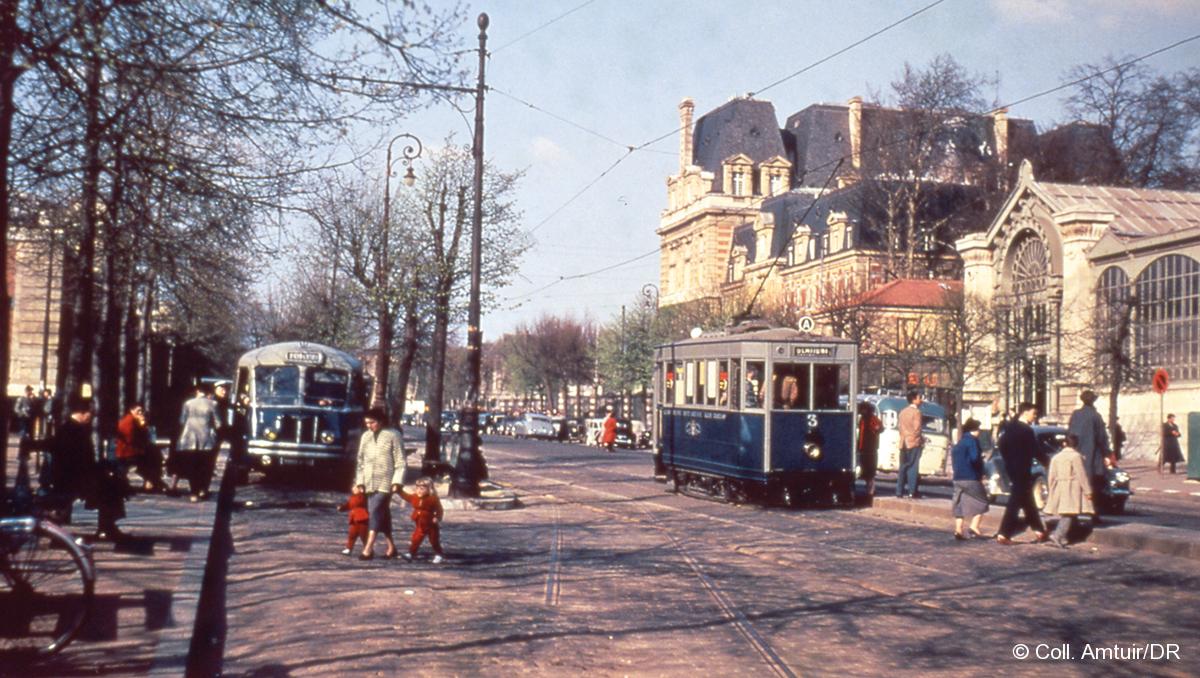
[673,362,686,406]
[684,361,696,405]
[704,360,719,406]
[744,360,765,409]
[813,363,848,410]
[773,363,811,410]
[729,360,741,409]
[717,360,730,407]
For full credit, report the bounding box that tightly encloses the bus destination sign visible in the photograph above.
[792,346,834,357]
[286,351,325,365]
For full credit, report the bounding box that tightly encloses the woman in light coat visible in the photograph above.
[173,385,222,501]
[354,407,405,559]
[1043,433,1094,548]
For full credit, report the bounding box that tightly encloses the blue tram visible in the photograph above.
[653,324,858,506]
[234,341,368,478]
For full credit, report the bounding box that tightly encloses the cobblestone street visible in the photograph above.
[216,435,1200,677]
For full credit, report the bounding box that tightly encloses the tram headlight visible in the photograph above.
[264,429,278,441]
[805,444,822,460]
[320,431,336,444]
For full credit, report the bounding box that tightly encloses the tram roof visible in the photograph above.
[236,341,362,371]
[657,326,857,349]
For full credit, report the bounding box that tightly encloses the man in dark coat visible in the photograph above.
[1067,390,1111,514]
[996,402,1047,545]
[48,393,128,540]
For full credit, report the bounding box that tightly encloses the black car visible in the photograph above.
[613,419,651,449]
[984,425,1133,514]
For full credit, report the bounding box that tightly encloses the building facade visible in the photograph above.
[957,161,1200,458]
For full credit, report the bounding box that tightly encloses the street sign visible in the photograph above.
[1153,368,1170,394]
[798,316,815,333]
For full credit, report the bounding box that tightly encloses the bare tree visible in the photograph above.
[1063,58,1200,189]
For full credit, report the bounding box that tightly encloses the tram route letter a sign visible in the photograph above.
[1153,368,1169,395]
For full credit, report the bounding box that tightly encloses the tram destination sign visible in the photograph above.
[792,346,835,357]
[286,350,325,365]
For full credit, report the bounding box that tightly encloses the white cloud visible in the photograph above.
[530,136,568,164]
[990,0,1193,26]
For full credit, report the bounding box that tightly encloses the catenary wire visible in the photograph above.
[491,0,600,53]
[500,28,1200,309]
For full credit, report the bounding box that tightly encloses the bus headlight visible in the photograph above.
[320,431,336,444]
[805,444,822,460]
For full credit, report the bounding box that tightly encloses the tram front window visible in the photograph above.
[744,361,765,409]
[813,364,849,410]
[773,364,811,410]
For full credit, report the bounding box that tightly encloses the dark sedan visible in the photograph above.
[983,425,1132,514]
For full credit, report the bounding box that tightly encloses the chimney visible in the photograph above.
[679,97,695,174]
[993,108,1009,166]
[848,96,863,170]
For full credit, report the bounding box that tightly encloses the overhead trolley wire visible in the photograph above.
[514,0,943,241]
[492,0,600,53]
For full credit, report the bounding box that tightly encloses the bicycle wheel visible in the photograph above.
[0,519,94,659]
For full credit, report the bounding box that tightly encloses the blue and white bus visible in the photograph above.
[234,342,368,478]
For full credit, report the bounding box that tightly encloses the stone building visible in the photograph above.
[6,234,62,399]
[957,161,1200,458]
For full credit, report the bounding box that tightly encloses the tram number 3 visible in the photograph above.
[807,414,818,428]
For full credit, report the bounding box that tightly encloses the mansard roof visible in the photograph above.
[692,98,787,193]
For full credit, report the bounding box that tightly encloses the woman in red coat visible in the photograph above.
[601,408,617,453]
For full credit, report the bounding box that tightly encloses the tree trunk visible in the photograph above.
[424,291,450,466]
[122,279,141,410]
[65,18,104,399]
[0,0,19,482]
[392,286,421,425]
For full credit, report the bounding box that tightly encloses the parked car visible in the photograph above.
[439,410,460,434]
[613,419,651,449]
[566,418,588,443]
[984,424,1133,514]
[511,413,556,439]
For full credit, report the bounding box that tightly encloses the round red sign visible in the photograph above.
[1152,368,1169,394]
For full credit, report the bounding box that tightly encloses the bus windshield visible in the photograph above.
[255,365,300,404]
[306,368,349,404]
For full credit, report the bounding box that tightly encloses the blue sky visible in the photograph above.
[392,0,1200,339]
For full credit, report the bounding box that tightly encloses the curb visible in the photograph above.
[147,450,228,677]
[865,495,1200,561]
[438,480,521,511]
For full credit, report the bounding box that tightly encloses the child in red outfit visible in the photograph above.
[338,485,370,556]
[397,477,445,563]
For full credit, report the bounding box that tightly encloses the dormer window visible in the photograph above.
[731,170,747,196]
[769,173,784,196]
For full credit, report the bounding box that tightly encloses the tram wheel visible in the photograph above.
[720,481,736,504]
[665,471,679,494]
[780,485,796,508]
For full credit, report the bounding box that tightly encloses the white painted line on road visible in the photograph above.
[1191,492,1200,497]
[1163,489,1181,494]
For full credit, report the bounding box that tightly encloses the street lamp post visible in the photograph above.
[372,133,422,411]
[450,13,489,498]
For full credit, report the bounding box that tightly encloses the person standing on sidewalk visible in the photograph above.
[951,418,988,540]
[857,402,882,497]
[1160,414,1184,475]
[1044,433,1093,548]
[996,402,1048,545]
[896,390,925,498]
[1067,390,1111,521]
[49,393,128,540]
[354,407,403,560]
[173,383,221,502]
[13,385,34,437]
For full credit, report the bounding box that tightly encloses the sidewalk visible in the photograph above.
[864,472,1200,561]
[3,442,225,677]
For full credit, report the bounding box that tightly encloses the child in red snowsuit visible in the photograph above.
[397,477,445,563]
[338,485,370,556]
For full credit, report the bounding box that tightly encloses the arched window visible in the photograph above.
[1133,254,1200,381]
[1095,266,1131,374]
[1007,235,1051,338]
